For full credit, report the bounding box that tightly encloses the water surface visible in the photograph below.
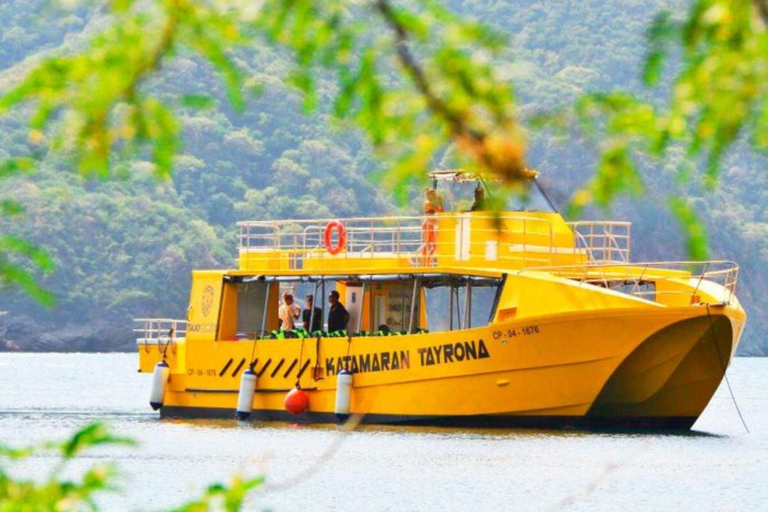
[0,353,765,511]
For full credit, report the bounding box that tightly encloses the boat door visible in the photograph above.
[345,284,364,332]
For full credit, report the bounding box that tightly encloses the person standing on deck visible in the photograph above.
[302,294,322,333]
[278,292,300,331]
[423,188,443,214]
[421,188,442,265]
[470,185,486,211]
[327,290,350,333]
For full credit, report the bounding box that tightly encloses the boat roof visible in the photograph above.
[224,267,506,280]
[428,169,539,183]
[428,169,480,183]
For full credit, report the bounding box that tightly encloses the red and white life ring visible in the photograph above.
[324,220,347,255]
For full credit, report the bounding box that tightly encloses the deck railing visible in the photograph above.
[567,221,631,263]
[239,216,430,252]
[236,213,573,269]
[134,318,187,348]
[517,260,739,305]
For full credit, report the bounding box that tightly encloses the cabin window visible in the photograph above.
[225,274,501,339]
[235,281,273,338]
[369,280,421,333]
[423,276,502,332]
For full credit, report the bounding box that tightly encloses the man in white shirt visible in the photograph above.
[278,292,300,331]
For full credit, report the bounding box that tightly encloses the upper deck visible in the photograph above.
[236,211,632,274]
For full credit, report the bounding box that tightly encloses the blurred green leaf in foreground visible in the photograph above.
[0,0,526,298]
[0,422,263,511]
[560,0,767,257]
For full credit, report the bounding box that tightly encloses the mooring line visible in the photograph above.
[705,304,749,434]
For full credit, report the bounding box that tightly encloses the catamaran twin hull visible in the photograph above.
[140,302,744,430]
[137,198,746,430]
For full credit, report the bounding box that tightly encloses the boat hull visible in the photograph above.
[159,406,699,430]
[143,306,744,430]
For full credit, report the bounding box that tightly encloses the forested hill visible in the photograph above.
[0,1,766,354]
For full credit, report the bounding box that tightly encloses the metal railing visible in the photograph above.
[134,318,187,346]
[237,213,558,269]
[517,260,739,305]
[240,216,428,251]
[568,221,631,263]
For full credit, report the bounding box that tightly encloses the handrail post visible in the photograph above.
[449,279,454,331]
[691,262,710,304]
[293,230,298,269]
[408,277,420,334]
[522,218,527,267]
[260,281,271,338]
[548,220,553,266]
[464,279,472,329]
[273,222,279,250]
[371,219,375,257]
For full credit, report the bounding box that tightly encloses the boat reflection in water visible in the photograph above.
[136,170,745,430]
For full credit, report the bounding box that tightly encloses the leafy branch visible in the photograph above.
[546,0,767,257]
[0,423,133,510]
[0,422,265,511]
[373,0,533,188]
[0,0,532,299]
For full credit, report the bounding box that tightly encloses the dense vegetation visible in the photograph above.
[0,0,766,354]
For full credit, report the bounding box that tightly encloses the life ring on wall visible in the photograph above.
[324,220,347,255]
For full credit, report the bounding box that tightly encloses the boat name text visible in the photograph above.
[326,351,411,376]
[417,339,490,366]
[325,339,490,375]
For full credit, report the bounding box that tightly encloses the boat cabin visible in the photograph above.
[186,272,504,342]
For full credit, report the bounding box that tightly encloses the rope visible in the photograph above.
[705,304,749,433]
[313,335,322,380]
[345,335,352,371]
[249,336,258,369]
[296,336,306,388]
[160,327,174,361]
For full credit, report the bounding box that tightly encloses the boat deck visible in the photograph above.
[236,212,631,272]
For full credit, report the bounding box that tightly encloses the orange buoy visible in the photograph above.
[284,387,309,414]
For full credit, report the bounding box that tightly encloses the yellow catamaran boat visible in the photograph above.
[137,171,745,430]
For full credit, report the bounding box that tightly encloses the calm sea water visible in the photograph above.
[0,353,766,511]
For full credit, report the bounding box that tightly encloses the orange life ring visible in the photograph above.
[324,220,347,255]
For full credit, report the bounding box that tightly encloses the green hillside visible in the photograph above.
[0,0,765,354]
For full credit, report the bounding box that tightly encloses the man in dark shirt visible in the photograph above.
[302,294,322,333]
[327,290,350,333]
[470,185,486,211]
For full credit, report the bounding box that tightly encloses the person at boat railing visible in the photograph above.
[278,292,300,331]
[327,290,350,333]
[470,184,486,211]
[302,294,322,333]
[419,188,442,266]
[423,188,444,215]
